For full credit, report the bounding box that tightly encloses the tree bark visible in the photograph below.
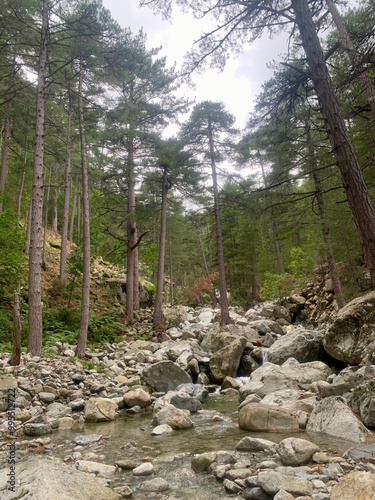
[169,233,174,306]
[17,135,28,220]
[0,110,11,212]
[153,166,169,328]
[196,224,218,308]
[208,120,230,325]
[325,0,375,119]
[28,0,49,356]
[305,118,346,308]
[51,165,58,233]
[69,189,76,242]
[76,62,91,358]
[126,147,137,320]
[42,166,52,271]
[292,0,375,289]
[60,93,72,283]
[10,286,22,366]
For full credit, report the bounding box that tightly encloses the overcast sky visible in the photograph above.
[101,1,292,131]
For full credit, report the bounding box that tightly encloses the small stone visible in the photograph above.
[74,434,102,446]
[151,424,173,436]
[132,462,154,476]
[115,459,137,470]
[38,392,56,403]
[191,452,216,472]
[139,477,169,492]
[113,485,133,498]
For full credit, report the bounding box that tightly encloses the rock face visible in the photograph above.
[330,471,375,499]
[276,437,320,466]
[0,459,121,500]
[238,403,300,433]
[209,337,247,383]
[323,291,375,364]
[267,328,325,365]
[350,381,375,427]
[142,360,191,392]
[306,396,373,443]
[84,397,118,422]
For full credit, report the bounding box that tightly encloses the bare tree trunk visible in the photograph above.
[10,286,22,366]
[25,198,32,255]
[76,62,91,359]
[69,190,76,242]
[208,120,230,326]
[51,165,58,233]
[42,167,52,270]
[292,0,375,289]
[305,119,346,308]
[17,135,28,220]
[169,233,174,306]
[126,155,137,320]
[60,93,72,283]
[134,245,140,310]
[0,108,12,212]
[196,224,218,308]
[153,166,169,328]
[325,0,375,119]
[77,194,81,243]
[28,0,49,356]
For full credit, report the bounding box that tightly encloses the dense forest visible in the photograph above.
[1,0,375,360]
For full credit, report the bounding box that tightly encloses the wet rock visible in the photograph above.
[267,328,325,365]
[84,397,118,422]
[152,404,193,430]
[140,477,169,492]
[242,487,271,499]
[132,462,154,476]
[191,452,216,472]
[343,443,375,459]
[123,388,151,409]
[73,434,102,446]
[223,478,243,493]
[113,485,133,498]
[236,436,277,453]
[23,422,52,436]
[257,470,313,497]
[306,396,373,443]
[276,438,321,465]
[76,460,116,476]
[177,383,208,403]
[115,459,137,470]
[142,360,191,392]
[330,471,375,499]
[209,337,247,383]
[0,458,121,500]
[170,393,202,412]
[151,424,173,435]
[238,403,299,433]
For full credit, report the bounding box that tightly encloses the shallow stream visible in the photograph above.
[48,395,353,499]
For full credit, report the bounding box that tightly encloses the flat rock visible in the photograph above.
[76,460,116,476]
[84,397,118,422]
[73,434,102,446]
[257,470,313,497]
[238,403,299,433]
[139,477,169,492]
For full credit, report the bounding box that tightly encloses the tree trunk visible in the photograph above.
[169,233,174,306]
[60,93,72,283]
[325,0,375,119]
[77,194,81,243]
[51,165,58,233]
[208,120,230,325]
[76,62,91,359]
[196,224,218,308]
[25,198,32,255]
[42,166,52,271]
[126,149,137,320]
[69,190,76,242]
[305,119,346,309]
[10,286,22,366]
[153,166,169,328]
[28,0,49,356]
[0,107,12,212]
[17,135,28,220]
[133,244,140,310]
[292,0,375,289]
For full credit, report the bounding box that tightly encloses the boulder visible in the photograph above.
[177,383,209,403]
[132,462,154,476]
[0,458,121,500]
[276,437,321,465]
[123,388,151,409]
[140,478,169,492]
[238,403,299,433]
[84,397,118,422]
[191,452,216,472]
[0,375,17,412]
[323,291,375,364]
[267,328,325,365]
[243,360,331,398]
[350,380,375,428]
[209,337,247,383]
[142,361,191,392]
[76,460,116,476]
[170,393,202,412]
[152,404,193,430]
[331,471,375,499]
[46,403,72,418]
[306,396,373,443]
[236,436,277,453]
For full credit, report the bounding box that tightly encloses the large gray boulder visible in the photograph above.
[267,328,325,365]
[0,375,17,412]
[84,397,118,422]
[306,396,373,443]
[323,291,375,364]
[257,470,313,497]
[152,404,193,430]
[200,327,257,353]
[0,458,121,500]
[241,359,331,399]
[142,360,191,392]
[276,437,320,465]
[209,337,247,383]
[238,403,299,433]
[350,380,375,428]
[331,471,375,500]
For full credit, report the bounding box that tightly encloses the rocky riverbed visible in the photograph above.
[2,293,375,499]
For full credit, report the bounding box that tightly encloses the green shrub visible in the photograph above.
[259,272,298,300]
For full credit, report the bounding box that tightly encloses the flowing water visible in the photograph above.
[48,395,353,499]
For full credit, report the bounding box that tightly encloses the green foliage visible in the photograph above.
[42,307,80,347]
[288,247,309,278]
[87,309,125,344]
[259,272,298,300]
[229,283,254,309]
